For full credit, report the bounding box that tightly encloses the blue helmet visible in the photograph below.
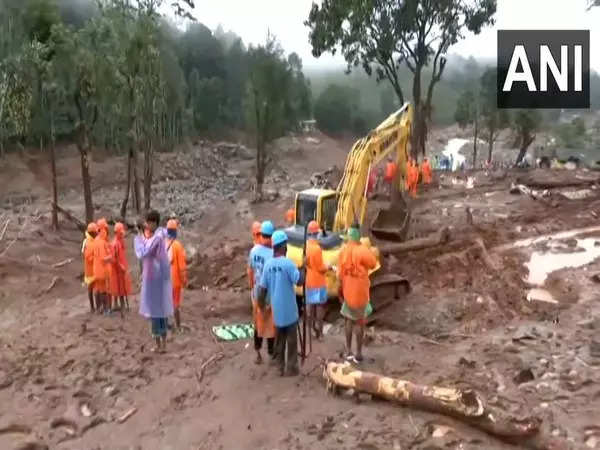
[260,220,274,236]
[272,230,288,247]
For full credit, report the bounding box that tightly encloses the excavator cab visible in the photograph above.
[285,189,343,298]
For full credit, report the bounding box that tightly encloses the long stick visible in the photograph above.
[301,222,309,364]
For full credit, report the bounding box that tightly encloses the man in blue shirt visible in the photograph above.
[257,230,304,376]
[248,221,275,364]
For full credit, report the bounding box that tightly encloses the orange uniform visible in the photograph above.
[421,159,432,184]
[82,232,95,286]
[109,234,132,297]
[306,238,327,289]
[93,226,112,294]
[407,161,418,197]
[167,238,187,308]
[384,161,397,183]
[285,208,295,225]
[338,241,377,310]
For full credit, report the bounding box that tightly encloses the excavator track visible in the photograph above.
[367,273,411,323]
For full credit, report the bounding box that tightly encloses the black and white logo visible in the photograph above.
[497,30,590,109]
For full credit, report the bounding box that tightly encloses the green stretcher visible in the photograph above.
[212,323,255,341]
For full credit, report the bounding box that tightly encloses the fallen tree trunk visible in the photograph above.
[324,362,543,444]
[379,227,451,255]
[53,203,86,232]
[516,176,600,190]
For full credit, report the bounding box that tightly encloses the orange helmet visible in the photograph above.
[167,219,178,230]
[114,222,125,235]
[307,220,320,234]
[285,208,295,223]
[87,222,98,233]
[251,221,261,236]
[96,218,108,230]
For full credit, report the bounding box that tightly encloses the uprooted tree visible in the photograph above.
[245,35,310,201]
[305,0,497,161]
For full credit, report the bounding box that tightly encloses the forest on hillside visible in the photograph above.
[308,55,600,130]
[3,0,600,174]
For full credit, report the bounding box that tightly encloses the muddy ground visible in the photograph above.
[1,133,600,450]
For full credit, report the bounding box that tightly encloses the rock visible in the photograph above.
[590,340,600,358]
[103,386,118,397]
[290,181,311,191]
[514,368,535,385]
[458,357,476,368]
[13,441,48,450]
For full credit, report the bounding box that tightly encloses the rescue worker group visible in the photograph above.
[81,157,431,376]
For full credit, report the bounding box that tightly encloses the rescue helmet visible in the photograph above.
[87,222,98,233]
[114,222,125,235]
[261,220,274,237]
[307,221,320,234]
[167,219,178,230]
[96,218,108,230]
[251,221,261,236]
[272,230,288,247]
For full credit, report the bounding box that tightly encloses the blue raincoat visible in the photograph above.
[134,227,174,319]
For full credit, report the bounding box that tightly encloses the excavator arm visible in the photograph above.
[333,103,413,232]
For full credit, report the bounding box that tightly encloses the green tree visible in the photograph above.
[479,67,509,163]
[245,35,292,201]
[380,86,398,117]
[514,110,541,166]
[454,89,480,167]
[314,84,356,134]
[305,0,496,159]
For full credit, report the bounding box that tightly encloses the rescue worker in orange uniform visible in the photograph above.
[285,208,295,227]
[421,157,432,185]
[251,221,262,245]
[247,221,276,364]
[110,222,132,313]
[166,219,187,332]
[305,221,331,339]
[337,224,377,363]
[93,218,113,314]
[407,159,418,198]
[82,222,97,312]
[384,156,398,198]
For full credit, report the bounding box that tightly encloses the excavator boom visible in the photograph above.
[333,103,413,232]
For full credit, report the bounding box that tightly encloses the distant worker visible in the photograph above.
[248,220,275,364]
[305,221,330,339]
[408,159,418,198]
[421,157,432,185]
[251,221,262,245]
[285,208,295,227]
[166,219,187,332]
[110,222,132,314]
[366,166,377,199]
[337,224,377,364]
[135,210,173,353]
[82,222,97,313]
[384,156,398,197]
[257,230,304,376]
[93,218,113,315]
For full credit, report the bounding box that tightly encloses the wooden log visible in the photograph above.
[53,203,86,231]
[324,362,541,442]
[516,176,600,190]
[379,227,451,255]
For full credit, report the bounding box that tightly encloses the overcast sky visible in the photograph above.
[183,0,600,72]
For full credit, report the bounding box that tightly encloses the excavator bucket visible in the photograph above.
[370,200,411,242]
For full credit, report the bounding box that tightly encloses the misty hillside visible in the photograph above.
[306,54,600,128]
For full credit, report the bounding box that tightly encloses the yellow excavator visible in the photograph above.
[285,102,413,309]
